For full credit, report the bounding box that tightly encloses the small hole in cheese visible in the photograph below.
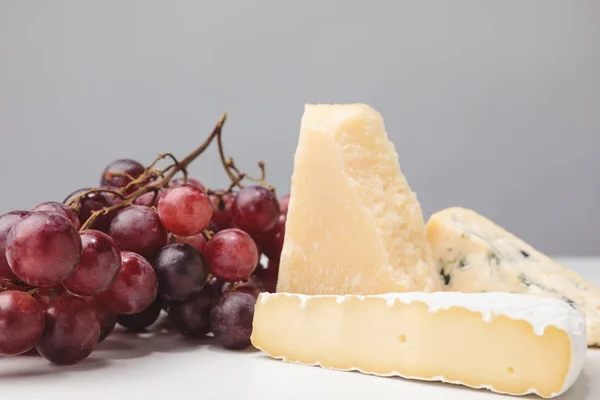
[398,334,407,343]
[507,366,514,374]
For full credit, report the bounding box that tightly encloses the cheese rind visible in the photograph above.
[277,103,441,295]
[251,291,587,398]
[426,207,600,346]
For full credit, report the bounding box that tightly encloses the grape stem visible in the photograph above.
[78,113,227,231]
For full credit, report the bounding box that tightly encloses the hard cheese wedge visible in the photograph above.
[251,291,587,398]
[277,103,440,295]
[426,207,600,346]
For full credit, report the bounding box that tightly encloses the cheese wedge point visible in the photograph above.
[277,103,441,295]
[251,292,587,398]
[426,206,600,346]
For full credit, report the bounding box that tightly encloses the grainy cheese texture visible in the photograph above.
[426,207,600,346]
[277,104,440,295]
[251,292,587,399]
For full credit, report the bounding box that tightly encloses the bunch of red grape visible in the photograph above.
[0,128,289,365]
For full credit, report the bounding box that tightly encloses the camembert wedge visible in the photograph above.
[426,207,600,346]
[251,291,587,398]
[277,103,440,295]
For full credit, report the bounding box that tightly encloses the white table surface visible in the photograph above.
[1,257,598,400]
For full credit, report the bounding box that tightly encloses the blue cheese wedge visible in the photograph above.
[426,206,600,346]
[251,291,587,398]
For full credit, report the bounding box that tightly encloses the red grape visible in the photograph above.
[97,251,158,314]
[100,159,145,190]
[279,194,290,215]
[158,185,213,236]
[154,243,208,301]
[6,212,82,287]
[172,233,208,253]
[64,188,116,233]
[117,296,163,332]
[62,230,122,296]
[168,286,213,338]
[210,291,256,349]
[204,228,259,282]
[209,191,235,230]
[171,177,206,192]
[108,206,168,261]
[0,291,45,356]
[0,210,29,279]
[80,296,117,342]
[35,294,100,365]
[134,190,165,207]
[256,213,286,261]
[231,186,280,235]
[32,201,81,230]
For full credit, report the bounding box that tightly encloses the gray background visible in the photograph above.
[0,1,598,256]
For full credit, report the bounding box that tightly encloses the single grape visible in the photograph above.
[204,228,259,282]
[0,210,29,279]
[100,159,145,190]
[279,194,290,215]
[231,186,280,235]
[254,258,279,293]
[0,291,45,356]
[32,201,81,230]
[171,177,206,192]
[97,251,158,315]
[158,184,213,236]
[256,213,286,261]
[108,206,168,261]
[62,230,122,296]
[172,231,208,254]
[154,243,208,301]
[210,291,256,350]
[209,191,235,230]
[79,296,117,341]
[35,294,100,365]
[168,286,213,338]
[117,296,163,332]
[221,275,265,298]
[64,188,116,233]
[6,212,82,287]
[133,190,165,207]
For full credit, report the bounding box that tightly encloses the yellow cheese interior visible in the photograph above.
[252,295,571,398]
[277,104,440,295]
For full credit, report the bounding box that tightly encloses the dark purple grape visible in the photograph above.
[80,296,117,342]
[117,296,163,332]
[231,186,280,235]
[210,291,256,349]
[154,243,208,301]
[0,291,45,356]
[97,251,158,315]
[209,192,235,230]
[62,230,122,296]
[6,212,82,287]
[168,286,213,338]
[31,201,81,230]
[108,206,168,261]
[254,258,279,293]
[204,228,259,282]
[64,188,116,233]
[158,185,213,236]
[0,210,29,279]
[100,159,145,190]
[207,276,226,299]
[35,294,100,365]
